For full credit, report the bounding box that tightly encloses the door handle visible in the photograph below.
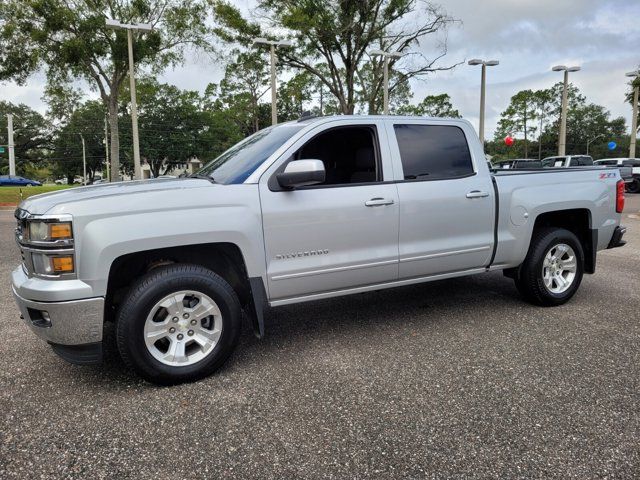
[466,190,489,199]
[365,197,395,207]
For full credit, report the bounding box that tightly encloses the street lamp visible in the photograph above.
[626,70,640,158]
[78,134,86,185]
[370,49,403,115]
[586,133,604,155]
[468,59,499,144]
[552,65,581,156]
[252,37,294,125]
[106,19,153,181]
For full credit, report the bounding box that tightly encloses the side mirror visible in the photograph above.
[276,159,325,189]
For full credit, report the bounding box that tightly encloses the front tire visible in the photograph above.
[116,264,241,385]
[514,227,584,306]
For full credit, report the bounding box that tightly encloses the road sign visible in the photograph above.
[0,147,5,153]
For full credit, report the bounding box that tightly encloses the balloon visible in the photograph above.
[607,141,617,150]
[504,136,514,147]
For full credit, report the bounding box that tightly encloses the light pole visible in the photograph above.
[626,70,639,158]
[586,133,604,155]
[78,134,86,185]
[252,37,294,125]
[106,19,152,180]
[370,49,403,115]
[6,113,15,176]
[468,59,499,145]
[552,65,581,156]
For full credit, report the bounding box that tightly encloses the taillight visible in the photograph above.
[616,179,625,213]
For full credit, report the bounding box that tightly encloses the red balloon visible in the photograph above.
[504,136,514,147]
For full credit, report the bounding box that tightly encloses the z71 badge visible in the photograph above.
[599,172,616,179]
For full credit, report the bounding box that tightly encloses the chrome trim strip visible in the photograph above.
[399,245,491,263]
[269,267,487,307]
[270,258,398,281]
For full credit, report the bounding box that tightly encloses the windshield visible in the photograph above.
[195,123,305,184]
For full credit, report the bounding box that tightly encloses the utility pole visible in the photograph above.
[552,65,581,156]
[468,59,499,145]
[106,19,152,180]
[7,113,16,176]
[252,37,294,125]
[104,116,110,181]
[626,71,640,158]
[79,134,86,185]
[370,49,404,115]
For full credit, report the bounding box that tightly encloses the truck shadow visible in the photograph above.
[75,270,526,388]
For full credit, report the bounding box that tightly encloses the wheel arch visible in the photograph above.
[105,242,267,337]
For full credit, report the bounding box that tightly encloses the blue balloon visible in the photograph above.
[608,141,617,150]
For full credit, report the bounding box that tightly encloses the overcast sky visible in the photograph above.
[2,0,639,139]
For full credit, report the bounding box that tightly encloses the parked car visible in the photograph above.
[594,158,640,193]
[0,175,42,186]
[492,159,542,169]
[542,155,594,167]
[12,116,627,385]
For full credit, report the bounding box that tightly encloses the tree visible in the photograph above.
[0,101,51,176]
[397,93,460,117]
[118,79,243,178]
[0,0,213,181]
[52,101,107,184]
[495,90,538,158]
[212,0,459,114]
[533,89,554,160]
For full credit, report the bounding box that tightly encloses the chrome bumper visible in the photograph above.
[12,287,104,346]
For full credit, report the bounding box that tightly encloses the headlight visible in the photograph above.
[31,253,75,275]
[27,221,73,242]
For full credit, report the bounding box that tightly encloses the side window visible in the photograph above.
[292,125,381,186]
[569,158,580,166]
[393,124,474,180]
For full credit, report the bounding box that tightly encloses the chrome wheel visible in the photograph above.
[143,290,222,367]
[542,243,577,294]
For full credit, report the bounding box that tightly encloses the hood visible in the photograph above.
[19,178,213,215]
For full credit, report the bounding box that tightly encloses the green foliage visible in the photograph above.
[0,101,51,175]
[495,90,538,158]
[212,0,458,114]
[397,93,461,117]
[52,101,108,183]
[119,78,243,177]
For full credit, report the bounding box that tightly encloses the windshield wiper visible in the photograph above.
[188,173,217,183]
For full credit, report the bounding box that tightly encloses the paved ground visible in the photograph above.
[0,197,638,479]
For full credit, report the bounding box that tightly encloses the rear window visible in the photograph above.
[569,156,593,166]
[393,124,474,180]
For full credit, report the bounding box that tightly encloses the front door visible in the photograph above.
[259,120,399,302]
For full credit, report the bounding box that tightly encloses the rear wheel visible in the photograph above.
[116,264,241,385]
[514,227,584,306]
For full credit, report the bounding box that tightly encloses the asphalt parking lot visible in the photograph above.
[0,197,638,479]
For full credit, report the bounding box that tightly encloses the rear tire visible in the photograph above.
[626,178,640,194]
[116,264,241,385]
[514,227,584,306]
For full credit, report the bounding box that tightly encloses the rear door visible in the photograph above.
[386,120,495,279]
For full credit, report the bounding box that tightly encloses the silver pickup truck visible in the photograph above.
[11,116,627,384]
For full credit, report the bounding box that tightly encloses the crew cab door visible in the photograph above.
[385,120,495,279]
[259,120,399,302]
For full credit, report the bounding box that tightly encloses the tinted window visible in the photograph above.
[394,125,473,180]
[596,160,619,166]
[197,124,304,184]
[623,159,640,167]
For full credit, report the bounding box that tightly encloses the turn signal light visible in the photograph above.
[50,223,73,240]
[52,256,74,273]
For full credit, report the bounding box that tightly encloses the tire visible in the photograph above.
[626,178,640,194]
[116,264,241,385]
[514,227,584,306]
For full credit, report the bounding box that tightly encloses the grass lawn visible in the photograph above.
[0,185,76,205]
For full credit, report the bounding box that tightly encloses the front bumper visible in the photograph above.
[11,275,105,365]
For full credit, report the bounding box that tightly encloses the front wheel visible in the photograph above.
[116,264,241,385]
[514,227,584,306]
